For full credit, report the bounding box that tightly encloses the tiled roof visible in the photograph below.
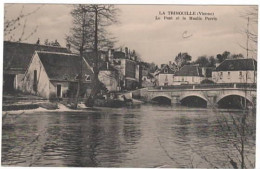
[175,65,203,76]
[36,51,93,82]
[4,41,69,73]
[216,58,257,71]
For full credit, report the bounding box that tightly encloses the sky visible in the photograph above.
[4,4,258,65]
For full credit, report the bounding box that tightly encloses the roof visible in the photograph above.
[216,58,257,71]
[175,65,203,76]
[4,41,69,73]
[159,64,176,74]
[36,51,93,81]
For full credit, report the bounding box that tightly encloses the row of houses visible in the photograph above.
[3,41,257,99]
[144,58,257,86]
[3,41,141,99]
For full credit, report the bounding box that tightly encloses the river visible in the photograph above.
[1,104,256,168]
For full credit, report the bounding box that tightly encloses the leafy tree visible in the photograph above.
[174,52,192,69]
[208,56,217,67]
[194,56,209,67]
[217,51,231,63]
[230,53,244,59]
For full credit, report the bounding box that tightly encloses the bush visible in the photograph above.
[200,79,215,84]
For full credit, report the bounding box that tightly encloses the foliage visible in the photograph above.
[194,56,216,67]
[174,52,192,68]
[200,79,215,84]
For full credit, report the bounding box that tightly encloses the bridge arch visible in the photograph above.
[217,92,253,109]
[216,92,253,104]
[151,95,172,105]
[179,94,208,108]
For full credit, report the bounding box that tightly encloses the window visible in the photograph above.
[33,70,37,92]
[164,68,168,73]
[85,74,91,81]
[227,72,230,79]
[239,71,242,79]
[220,72,223,79]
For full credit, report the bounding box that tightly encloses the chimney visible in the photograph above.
[125,47,128,59]
[36,38,40,45]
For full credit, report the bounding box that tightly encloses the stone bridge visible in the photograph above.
[136,83,256,108]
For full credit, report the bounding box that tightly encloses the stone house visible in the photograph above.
[22,51,94,99]
[111,48,141,90]
[212,58,257,84]
[98,62,120,92]
[3,41,70,93]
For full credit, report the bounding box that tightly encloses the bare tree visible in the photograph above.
[66,4,119,108]
[239,6,258,58]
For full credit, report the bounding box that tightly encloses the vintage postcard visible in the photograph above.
[2,3,258,168]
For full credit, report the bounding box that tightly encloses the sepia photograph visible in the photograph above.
[1,2,258,168]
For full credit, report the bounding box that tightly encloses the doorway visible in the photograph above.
[57,84,62,98]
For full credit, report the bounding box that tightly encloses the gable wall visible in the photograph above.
[22,53,51,99]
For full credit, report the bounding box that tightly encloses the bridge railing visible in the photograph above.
[150,83,256,90]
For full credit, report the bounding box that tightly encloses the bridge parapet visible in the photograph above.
[145,83,256,108]
[150,83,256,91]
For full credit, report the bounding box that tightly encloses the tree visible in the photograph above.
[208,56,217,67]
[194,56,209,67]
[216,51,231,63]
[174,52,192,69]
[194,55,217,67]
[230,53,244,59]
[240,6,258,58]
[66,4,119,108]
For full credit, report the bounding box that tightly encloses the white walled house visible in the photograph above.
[22,51,94,99]
[173,65,211,85]
[158,65,176,86]
[212,58,257,84]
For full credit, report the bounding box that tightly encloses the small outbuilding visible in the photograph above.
[22,51,94,99]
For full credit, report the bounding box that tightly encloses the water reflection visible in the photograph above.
[2,105,255,168]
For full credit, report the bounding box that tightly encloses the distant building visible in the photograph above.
[157,64,176,86]
[173,65,211,85]
[3,41,70,92]
[141,68,155,87]
[98,62,119,92]
[84,47,142,90]
[112,48,140,90]
[22,51,94,99]
[212,58,257,83]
